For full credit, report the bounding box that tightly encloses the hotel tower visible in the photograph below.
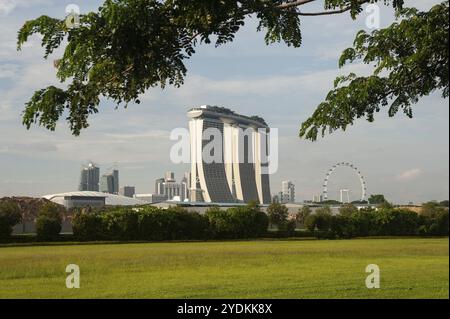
[188,105,271,204]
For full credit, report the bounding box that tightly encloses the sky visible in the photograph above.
[0,0,448,204]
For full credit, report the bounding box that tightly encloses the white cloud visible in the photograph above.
[139,63,372,106]
[0,59,60,117]
[396,169,423,182]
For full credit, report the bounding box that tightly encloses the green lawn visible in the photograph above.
[0,238,448,299]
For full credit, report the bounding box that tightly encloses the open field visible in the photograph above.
[0,238,448,299]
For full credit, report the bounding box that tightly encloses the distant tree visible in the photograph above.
[16,1,448,139]
[296,206,312,228]
[368,194,388,205]
[267,203,289,230]
[351,200,368,205]
[339,204,359,216]
[0,202,22,239]
[421,202,448,217]
[304,206,333,232]
[417,202,449,236]
[321,200,342,205]
[36,203,63,241]
[378,201,394,209]
[439,200,449,207]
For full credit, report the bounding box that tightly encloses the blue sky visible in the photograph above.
[0,0,448,204]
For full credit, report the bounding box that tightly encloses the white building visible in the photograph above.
[281,181,295,203]
[154,172,189,202]
[43,191,148,209]
[188,105,271,204]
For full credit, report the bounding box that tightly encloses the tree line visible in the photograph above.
[0,200,448,242]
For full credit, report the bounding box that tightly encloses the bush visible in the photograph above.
[0,202,22,239]
[206,204,269,239]
[305,206,333,232]
[36,203,63,241]
[330,215,357,239]
[296,206,312,228]
[375,209,419,236]
[267,203,289,230]
[103,209,139,240]
[138,207,210,241]
[418,204,449,236]
[73,206,212,242]
[72,212,105,241]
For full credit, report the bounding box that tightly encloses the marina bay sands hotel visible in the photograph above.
[188,105,272,204]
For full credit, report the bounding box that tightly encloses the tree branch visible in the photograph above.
[277,0,317,9]
[280,0,370,17]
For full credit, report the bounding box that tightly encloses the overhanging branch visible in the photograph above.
[277,0,317,9]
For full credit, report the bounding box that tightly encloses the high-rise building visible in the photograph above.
[165,171,175,183]
[188,105,271,204]
[120,186,135,198]
[153,173,189,202]
[100,169,119,194]
[281,181,295,203]
[155,178,165,195]
[182,172,190,202]
[313,194,324,203]
[79,163,100,192]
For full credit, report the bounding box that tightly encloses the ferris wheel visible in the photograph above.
[323,162,367,202]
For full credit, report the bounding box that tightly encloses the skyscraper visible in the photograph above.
[188,105,271,204]
[100,169,119,194]
[154,172,188,202]
[120,186,135,198]
[79,163,100,192]
[155,178,165,195]
[281,181,295,203]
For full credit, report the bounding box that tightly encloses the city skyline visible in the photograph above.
[0,0,448,204]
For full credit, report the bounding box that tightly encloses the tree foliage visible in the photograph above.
[15,0,439,137]
[267,202,289,228]
[0,202,22,239]
[368,194,387,204]
[36,203,64,240]
[300,1,449,140]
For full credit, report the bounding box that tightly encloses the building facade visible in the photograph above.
[134,193,168,203]
[120,186,135,198]
[281,181,295,203]
[79,163,100,192]
[154,172,189,202]
[100,170,119,194]
[188,105,271,204]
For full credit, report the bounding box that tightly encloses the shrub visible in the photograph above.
[305,206,333,233]
[285,219,297,237]
[296,206,312,228]
[206,204,268,239]
[206,207,235,239]
[330,215,357,239]
[72,212,104,241]
[0,202,22,239]
[339,204,359,217]
[36,203,63,241]
[267,203,289,230]
[418,205,449,236]
[102,209,139,240]
[375,209,419,236]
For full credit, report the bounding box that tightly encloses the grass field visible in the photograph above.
[0,238,448,299]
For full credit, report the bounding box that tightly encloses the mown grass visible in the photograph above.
[0,238,448,299]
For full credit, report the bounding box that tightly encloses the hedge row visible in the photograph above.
[72,205,269,241]
[304,207,449,239]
